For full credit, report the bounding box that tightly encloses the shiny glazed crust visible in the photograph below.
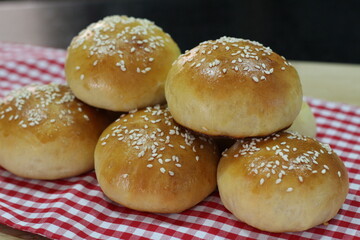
[217,131,349,232]
[165,37,302,138]
[0,84,112,179]
[95,105,219,213]
[65,15,180,111]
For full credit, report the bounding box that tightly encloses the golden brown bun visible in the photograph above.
[94,105,219,213]
[0,84,111,180]
[288,101,317,137]
[217,131,349,232]
[65,15,181,111]
[165,36,302,138]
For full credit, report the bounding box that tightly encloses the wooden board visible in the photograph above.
[293,61,360,106]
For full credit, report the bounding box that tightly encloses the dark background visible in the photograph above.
[0,0,360,63]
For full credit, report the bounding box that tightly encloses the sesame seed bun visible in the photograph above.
[0,84,112,180]
[165,36,302,138]
[65,15,180,111]
[94,105,219,213]
[288,101,317,137]
[217,131,349,232]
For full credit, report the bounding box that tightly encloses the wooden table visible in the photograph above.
[0,60,359,239]
[294,61,360,106]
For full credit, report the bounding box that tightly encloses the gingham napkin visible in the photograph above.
[0,42,359,240]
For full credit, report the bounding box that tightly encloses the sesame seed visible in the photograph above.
[298,176,304,182]
[275,179,282,184]
[286,187,294,192]
[202,127,208,131]
[138,151,145,158]
[252,76,259,82]
[321,169,326,174]
[337,171,341,177]
[160,167,166,173]
[260,178,265,185]
[80,74,84,80]
[168,171,174,176]
[147,164,153,168]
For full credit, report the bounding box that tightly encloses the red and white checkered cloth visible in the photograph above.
[0,42,359,240]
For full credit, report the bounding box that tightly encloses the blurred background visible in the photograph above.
[0,0,359,63]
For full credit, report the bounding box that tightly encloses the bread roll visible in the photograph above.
[0,84,111,180]
[165,36,302,138]
[94,105,219,213]
[288,101,317,137]
[217,131,349,232]
[65,15,180,111]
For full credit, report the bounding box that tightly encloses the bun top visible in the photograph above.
[0,84,106,140]
[221,130,348,191]
[95,105,219,213]
[218,130,349,233]
[68,15,173,73]
[172,36,296,87]
[165,36,302,137]
[65,15,180,111]
[97,105,219,175]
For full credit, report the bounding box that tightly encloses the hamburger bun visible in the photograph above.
[95,105,219,213]
[0,84,111,179]
[165,36,302,138]
[66,15,180,111]
[217,131,349,232]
